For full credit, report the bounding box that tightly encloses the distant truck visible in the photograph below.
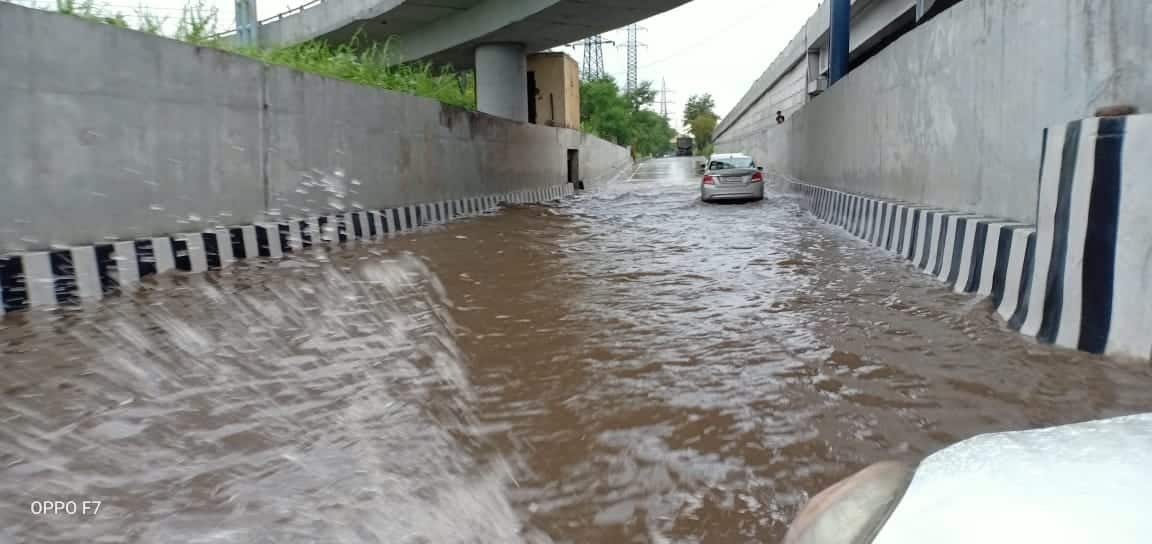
[675,136,694,156]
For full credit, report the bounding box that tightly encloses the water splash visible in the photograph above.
[0,254,526,543]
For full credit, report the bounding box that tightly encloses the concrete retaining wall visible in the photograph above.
[717,0,1152,224]
[785,113,1151,362]
[0,185,573,315]
[0,3,632,254]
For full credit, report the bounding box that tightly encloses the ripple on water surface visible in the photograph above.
[0,255,529,543]
[3,158,1152,543]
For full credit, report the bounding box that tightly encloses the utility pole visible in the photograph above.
[580,35,612,80]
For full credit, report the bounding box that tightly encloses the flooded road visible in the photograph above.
[3,157,1152,543]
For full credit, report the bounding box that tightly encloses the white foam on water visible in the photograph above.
[0,254,529,544]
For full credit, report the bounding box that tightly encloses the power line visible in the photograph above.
[638,33,714,70]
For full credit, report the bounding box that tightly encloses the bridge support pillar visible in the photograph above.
[475,43,528,122]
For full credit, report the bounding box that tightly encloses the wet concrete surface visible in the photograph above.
[2,157,1151,543]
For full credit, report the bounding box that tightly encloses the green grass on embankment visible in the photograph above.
[48,0,477,109]
[235,40,476,109]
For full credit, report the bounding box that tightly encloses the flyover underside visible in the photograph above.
[253,0,691,120]
[261,0,693,70]
[409,0,695,69]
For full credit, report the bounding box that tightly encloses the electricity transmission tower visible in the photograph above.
[580,35,611,80]
[625,24,640,91]
[657,79,675,120]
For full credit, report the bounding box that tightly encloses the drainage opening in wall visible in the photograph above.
[527,70,538,124]
[567,149,583,190]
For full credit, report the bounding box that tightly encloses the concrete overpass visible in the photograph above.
[242,0,692,121]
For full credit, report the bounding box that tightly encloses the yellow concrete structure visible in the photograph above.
[526,52,580,129]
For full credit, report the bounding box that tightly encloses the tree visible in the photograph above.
[625,81,657,112]
[683,94,717,127]
[175,0,219,43]
[688,114,717,154]
[631,110,677,157]
[581,77,633,145]
[580,76,677,158]
[683,93,719,154]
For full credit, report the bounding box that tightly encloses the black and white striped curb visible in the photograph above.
[789,115,1150,361]
[792,182,1034,325]
[1022,115,1150,360]
[0,184,573,315]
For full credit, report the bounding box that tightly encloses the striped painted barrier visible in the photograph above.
[1025,115,1150,360]
[0,184,574,315]
[789,114,1150,361]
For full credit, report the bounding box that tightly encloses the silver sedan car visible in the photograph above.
[700,153,765,202]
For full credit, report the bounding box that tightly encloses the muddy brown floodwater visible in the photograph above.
[2,157,1151,543]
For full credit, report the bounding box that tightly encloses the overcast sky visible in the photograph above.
[21,0,821,126]
[559,0,822,128]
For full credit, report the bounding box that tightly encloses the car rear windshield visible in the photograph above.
[709,157,754,170]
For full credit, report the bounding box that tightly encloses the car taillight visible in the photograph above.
[702,175,715,185]
[751,171,764,182]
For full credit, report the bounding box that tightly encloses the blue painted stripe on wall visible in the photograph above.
[172,238,192,271]
[1008,231,1038,330]
[278,223,292,252]
[352,214,364,239]
[931,214,950,276]
[254,227,271,257]
[918,213,935,270]
[947,218,968,285]
[317,216,330,241]
[48,250,78,305]
[94,243,117,294]
[902,208,917,256]
[0,254,27,312]
[134,239,157,277]
[367,212,378,237]
[1079,117,1125,353]
[202,232,222,269]
[990,225,1018,307]
[964,222,989,293]
[906,209,920,260]
[1035,127,1050,225]
[229,228,247,258]
[1036,121,1082,344]
[885,205,898,250]
[296,221,310,247]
